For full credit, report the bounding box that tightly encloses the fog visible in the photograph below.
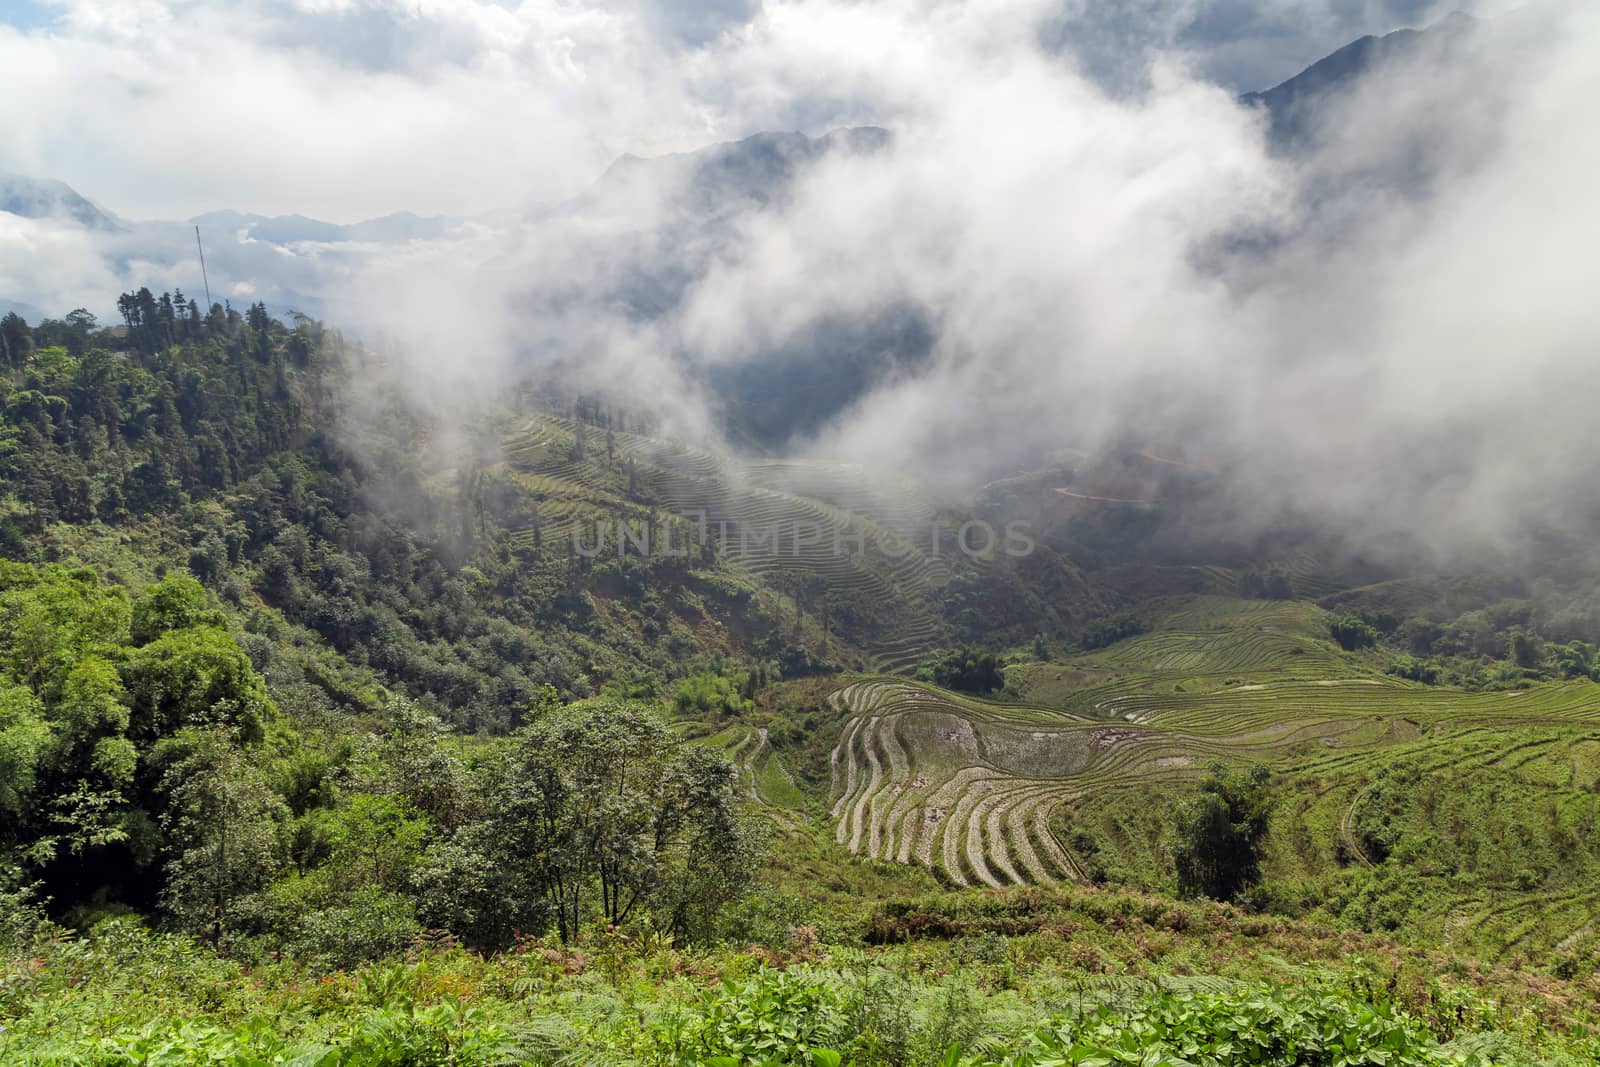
[2,0,1597,558]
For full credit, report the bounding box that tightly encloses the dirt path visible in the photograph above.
[1340,785,1376,869]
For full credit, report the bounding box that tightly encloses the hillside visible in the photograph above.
[5,298,1600,1062]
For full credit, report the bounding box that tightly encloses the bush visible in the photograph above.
[1168,764,1272,902]
[1388,655,1441,684]
[1079,615,1146,650]
[917,645,1005,693]
[1003,982,1463,1067]
[288,888,422,970]
[0,877,45,951]
[1329,614,1378,651]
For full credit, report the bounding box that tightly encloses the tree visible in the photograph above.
[424,700,759,949]
[414,749,562,951]
[649,744,763,942]
[121,624,275,743]
[1553,641,1597,680]
[157,728,286,944]
[526,701,675,939]
[917,645,1005,693]
[673,671,754,719]
[1264,570,1294,600]
[1329,614,1378,651]
[320,793,429,895]
[1081,615,1146,650]
[1168,764,1272,902]
[0,312,32,368]
[0,681,50,821]
[1508,627,1543,669]
[130,572,224,646]
[0,562,132,698]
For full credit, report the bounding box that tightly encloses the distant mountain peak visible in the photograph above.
[0,173,120,230]
[1241,12,1481,147]
[583,126,891,217]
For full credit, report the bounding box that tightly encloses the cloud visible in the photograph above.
[0,0,1474,222]
[2,0,1596,561]
[0,0,758,220]
[603,0,1596,552]
[1038,0,1462,92]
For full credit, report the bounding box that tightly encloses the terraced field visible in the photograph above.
[696,724,806,812]
[825,598,1600,920]
[829,675,1600,884]
[502,414,967,671]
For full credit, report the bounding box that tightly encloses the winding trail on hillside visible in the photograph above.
[1341,784,1376,869]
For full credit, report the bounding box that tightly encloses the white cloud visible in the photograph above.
[2,0,1596,556]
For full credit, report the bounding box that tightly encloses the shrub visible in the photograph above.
[917,646,1005,693]
[1168,764,1272,902]
[288,887,422,970]
[1079,615,1147,650]
[999,982,1462,1067]
[1388,655,1441,684]
[1329,614,1378,651]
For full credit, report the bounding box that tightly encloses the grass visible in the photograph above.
[6,885,1599,1065]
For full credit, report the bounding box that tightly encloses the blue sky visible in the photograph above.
[0,2,56,30]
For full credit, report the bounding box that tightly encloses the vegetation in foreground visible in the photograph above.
[5,881,1599,1065]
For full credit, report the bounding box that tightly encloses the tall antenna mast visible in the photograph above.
[194,225,214,312]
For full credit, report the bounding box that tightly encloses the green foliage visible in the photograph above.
[0,562,281,919]
[1,918,1568,1067]
[1552,640,1599,680]
[675,669,758,719]
[156,728,288,944]
[6,293,1600,1067]
[1169,764,1272,902]
[0,562,131,696]
[1079,614,1146,650]
[990,982,1474,1067]
[1238,570,1295,600]
[1329,614,1379,651]
[318,793,430,895]
[288,887,423,971]
[0,680,49,818]
[123,624,275,743]
[677,968,846,1064]
[1387,655,1441,684]
[131,573,225,646]
[917,645,1005,693]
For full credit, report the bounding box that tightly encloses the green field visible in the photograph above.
[809,597,1600,967]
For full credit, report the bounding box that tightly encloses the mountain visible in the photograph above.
[0,297,45,321]
[580,126,891,219]
[0,172,119,229]
[1241,11,1480,148]
[190,208,461,245]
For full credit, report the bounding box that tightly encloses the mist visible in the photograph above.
[3,0,1597,562]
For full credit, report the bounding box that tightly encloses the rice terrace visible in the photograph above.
[823,596,1600,962]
